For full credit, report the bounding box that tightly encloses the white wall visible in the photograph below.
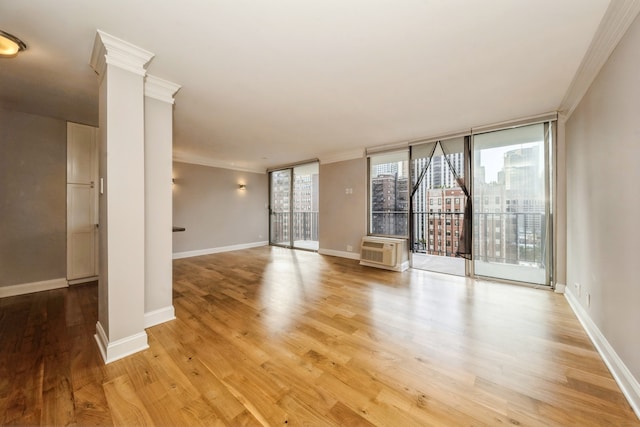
[172,162,269,256]
[318,158,367,258]
[565,12,640,406]
[0,109,67,288]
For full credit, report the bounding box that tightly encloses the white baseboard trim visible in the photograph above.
[0,277,68,298]
[565,290,640,419]
[554,282,566,294]
[173,241,268,259]
[144,305,176,328]
[94,321,149,364]
[318,248,361,260]
[68,276,99,286]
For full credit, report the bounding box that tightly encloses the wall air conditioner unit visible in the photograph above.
[359,236,409,272]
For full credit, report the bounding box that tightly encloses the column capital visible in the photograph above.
[90,30,154,80]
[145,74,181,104]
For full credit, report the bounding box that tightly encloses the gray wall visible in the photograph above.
[172,162,269,253]
[565,15,640,381]
[318,157,367,255]
[0,109,67,286]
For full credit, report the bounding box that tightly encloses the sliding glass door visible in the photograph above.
[270,169,291,246]
[472,123,552,285]
[269,162,319,250]
[410,137,468,276]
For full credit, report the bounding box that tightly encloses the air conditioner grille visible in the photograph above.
[361,249,384,263]
[362,241,385,249]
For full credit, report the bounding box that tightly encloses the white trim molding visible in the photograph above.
[553,283,566,294]
[173,241,268,259]
[68,276,99,286]
[145,74,181,104]
[144,305,176,329]
[0,277,67,298]
[318,248,361,261]
[559,0,640,118]
[319,148,364,165]
[565,290,640,419]
[90,29,155,80]
[173,154,266,174]
[94,321,149,364]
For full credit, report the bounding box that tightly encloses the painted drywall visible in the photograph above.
[172,162,269,253]
[0,109,66,287]
[144,95,174,318]
[318,157,367,256]
[97,62,147,347]
[565,14,640,382]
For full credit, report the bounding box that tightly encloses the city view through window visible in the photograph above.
[370,124,550,284]
[473,124,549,284]
[270,163,319,250]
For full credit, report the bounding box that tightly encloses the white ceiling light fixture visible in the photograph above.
[0,30,27,58]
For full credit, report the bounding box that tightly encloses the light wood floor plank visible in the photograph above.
[0,246,638,426]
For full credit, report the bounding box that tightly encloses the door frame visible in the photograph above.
[268,160,319,251]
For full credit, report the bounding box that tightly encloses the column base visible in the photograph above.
[94,321,149,364]
[144,305,176,328]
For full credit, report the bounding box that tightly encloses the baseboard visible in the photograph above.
[554,282,566,294]
[144,305,176,328]
[565,290,640,419]
[94,321,149,364]
[0,277,68,298]
[68,276,99,286]
[173,241,268,259]
[318,248,361,260]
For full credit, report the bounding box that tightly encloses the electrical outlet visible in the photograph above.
[587,293,591,307]
[575,282,581,296]
[346,245,353,252]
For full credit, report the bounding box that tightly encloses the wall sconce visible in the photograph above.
[238,184,247,190]
[0,30,27,58]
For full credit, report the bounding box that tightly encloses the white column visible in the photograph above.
[90,30,154,363]
[143,75,181,327]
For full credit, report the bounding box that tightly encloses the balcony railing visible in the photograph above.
[370,211,408,237]
[411,211,546,266]
[473,211,546,267]
[271,211,319,243]
[412,211,464,257]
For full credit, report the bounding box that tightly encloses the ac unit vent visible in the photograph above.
[359,236,408,272]
[361,248,384,263]
[362,241,385,249]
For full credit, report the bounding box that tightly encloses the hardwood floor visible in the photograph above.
[1,246,638,426]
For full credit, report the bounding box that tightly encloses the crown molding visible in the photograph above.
[319,148,364,165]
[173,153,266,174]
[145,74,181,104]
[559,0,640,119]
[90,29,154,80]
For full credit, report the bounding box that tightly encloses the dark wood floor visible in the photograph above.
[1,246,638,426]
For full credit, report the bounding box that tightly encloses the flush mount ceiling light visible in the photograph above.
[0,30,27,58]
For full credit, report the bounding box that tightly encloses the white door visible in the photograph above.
[67,122,98,283]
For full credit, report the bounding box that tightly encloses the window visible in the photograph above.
[473,122,552,285]
[369,151,409,236]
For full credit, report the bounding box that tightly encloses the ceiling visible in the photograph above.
[1,0,611,172]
